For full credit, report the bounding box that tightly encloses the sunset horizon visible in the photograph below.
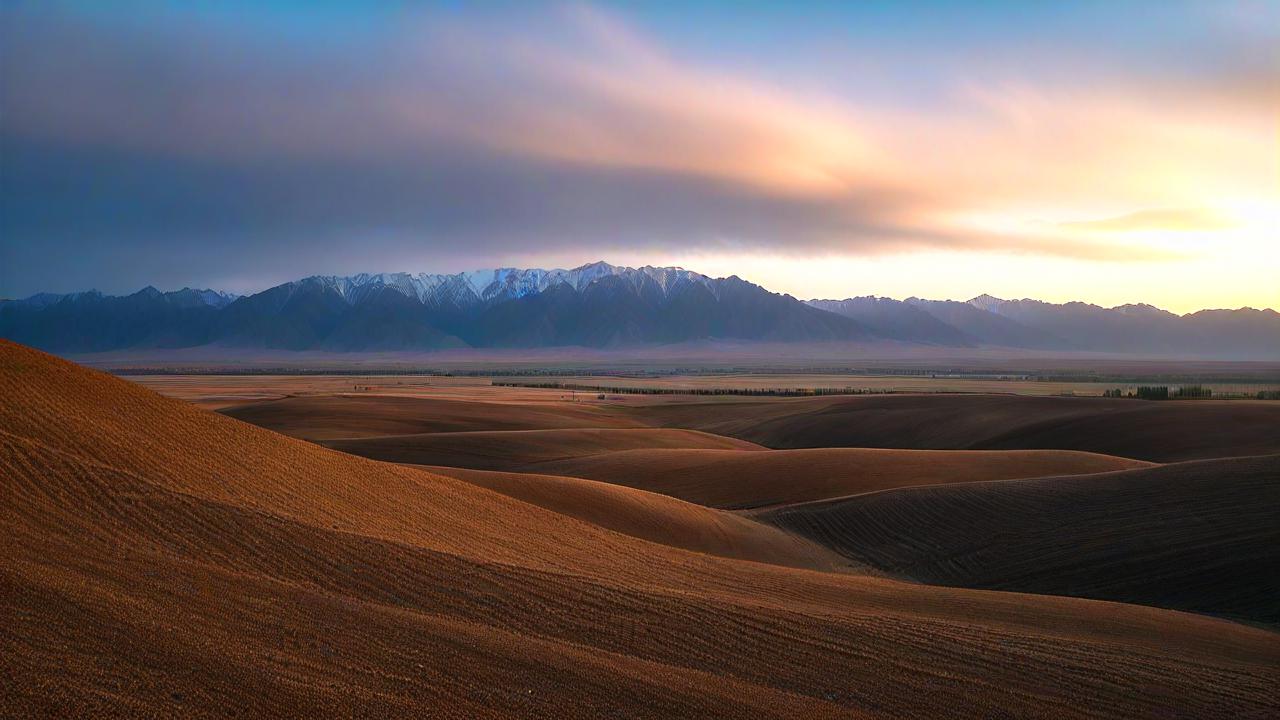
[3,5,1278,719]
[3,1,1276,313]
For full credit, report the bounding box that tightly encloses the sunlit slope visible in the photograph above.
[2,430,855,719]
[223,393,645,440]
[422,465,852,572]
[3,340,1277,718]
[761,456,1280,625]
[633,394,1280,461]
[327,428,762,471]
[530,447,1150,509]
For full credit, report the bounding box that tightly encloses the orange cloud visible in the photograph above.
[1059,208,1237,233]
[5,3,1273,266]
[413,5,881,198]
[411,6,1274,261]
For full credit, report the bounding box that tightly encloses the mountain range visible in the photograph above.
[2,261,1277,358]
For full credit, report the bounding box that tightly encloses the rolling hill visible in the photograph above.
[760,455,1280,625]
[227,392,1280,463]
[422,465,852,572]
[4,339,1278,717]
[223,393,645,440]
[632,393,1280,461]
[525,448,1152,509]
[325,428,762,471]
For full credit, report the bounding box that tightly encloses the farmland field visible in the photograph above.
[126,371,1280,411]
[7,341,1279,719]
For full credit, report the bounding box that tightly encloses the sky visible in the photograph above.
[1,0,1277,312]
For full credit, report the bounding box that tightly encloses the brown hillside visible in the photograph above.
[223,393,644,440]
[229,392,1280,462]
[3,340,1277,718]
[327,427,762,471]
[422,465,852,572]
[632,393,1280,461]
[761,455,1280,625]
[531,447,1151,509]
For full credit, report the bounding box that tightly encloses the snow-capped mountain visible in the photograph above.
[1,262,858,352]
[275,262,716,310]
[4,262,1277,357]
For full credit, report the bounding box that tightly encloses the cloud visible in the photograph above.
[1059,208,1236,233]
[1,2,1274,296]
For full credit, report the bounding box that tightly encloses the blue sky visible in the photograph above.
[2,1,1276,310]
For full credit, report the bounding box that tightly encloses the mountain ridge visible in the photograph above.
[3,262,1277,357]
[816,293,1279,358]
[1,262,869,352]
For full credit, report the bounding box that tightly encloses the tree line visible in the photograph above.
[1102,385,1219,400]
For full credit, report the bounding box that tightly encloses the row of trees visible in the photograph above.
[1103,385,1215,400]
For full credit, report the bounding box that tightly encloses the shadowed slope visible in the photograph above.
[761,456,1280,625]
[421,465,853,572]
[223,393,644,440]
[633,394,1280,461]
[530,448,1151,509]
[327,428,762,471]
[3,340,1277,719]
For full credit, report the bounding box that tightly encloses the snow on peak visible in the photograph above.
[295,263,716,306]
[968,294,1007,313]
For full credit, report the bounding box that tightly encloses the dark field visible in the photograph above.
[760,455,1280,624]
